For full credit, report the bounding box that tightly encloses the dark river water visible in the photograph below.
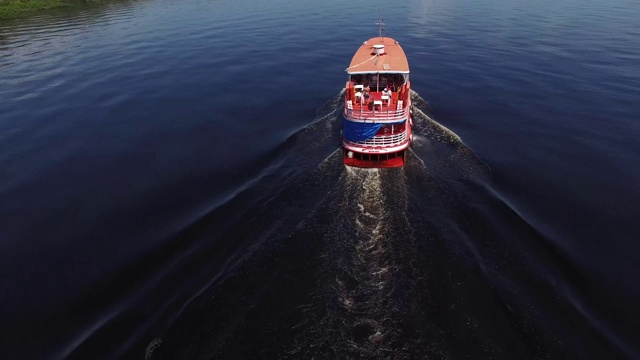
[1,0,639,358]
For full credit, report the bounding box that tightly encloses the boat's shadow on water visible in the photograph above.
[141,92,607,359]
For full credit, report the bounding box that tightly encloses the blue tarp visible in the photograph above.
[343,119,406,142]
[343,120,382,142]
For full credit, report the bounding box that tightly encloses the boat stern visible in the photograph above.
[343,149,406,168]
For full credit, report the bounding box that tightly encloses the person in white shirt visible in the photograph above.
[382,87,391,97]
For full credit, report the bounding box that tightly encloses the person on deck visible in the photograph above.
[363,86,371,104]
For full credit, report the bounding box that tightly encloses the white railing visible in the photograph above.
[346,132,407,147]
[344,107,408,122]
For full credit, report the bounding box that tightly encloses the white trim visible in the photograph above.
[343,141,410,154]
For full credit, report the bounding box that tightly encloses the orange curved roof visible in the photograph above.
[347,37,409,74]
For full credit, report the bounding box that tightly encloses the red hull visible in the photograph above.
[343,149,406,168]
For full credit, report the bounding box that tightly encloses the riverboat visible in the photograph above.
[342,33,412,168]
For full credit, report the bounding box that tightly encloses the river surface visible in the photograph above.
[1,0,639,358]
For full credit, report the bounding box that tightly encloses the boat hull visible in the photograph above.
[343,149,407,168]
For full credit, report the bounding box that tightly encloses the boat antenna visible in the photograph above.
[376,10,385,42]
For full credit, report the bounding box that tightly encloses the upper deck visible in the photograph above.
[347,37,409,74]
[344,80,411,122]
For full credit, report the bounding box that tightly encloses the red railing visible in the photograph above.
[345,108,408,121]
